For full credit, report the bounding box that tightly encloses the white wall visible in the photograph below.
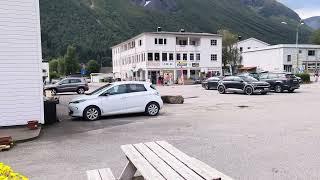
[242,48,284,72]
[0,0,44,126]
[112,33,223,78]
[237,38,269,52]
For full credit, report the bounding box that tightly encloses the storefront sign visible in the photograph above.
[177,61,188,67]
[192,63,200,67]
[147,61,160,67]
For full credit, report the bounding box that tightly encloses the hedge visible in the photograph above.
[295,73,310,83]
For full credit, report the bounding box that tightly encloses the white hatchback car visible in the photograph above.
[68,81,163,121]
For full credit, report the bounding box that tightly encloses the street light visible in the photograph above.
[281,20,304,73]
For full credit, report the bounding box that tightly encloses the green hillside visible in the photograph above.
[39,0,312,64]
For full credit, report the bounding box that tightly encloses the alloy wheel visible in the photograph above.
[86,108,99,120]
[78,88,85,94]
[51,89,57,95]
[245,87,253,95]
[275,85,282,93]
[148,104,159,116]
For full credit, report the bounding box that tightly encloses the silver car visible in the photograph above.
[44,77,89,95]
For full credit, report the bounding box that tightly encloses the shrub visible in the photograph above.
[295,73,310,83]
[0,162,28,180]
[50,71,60,80]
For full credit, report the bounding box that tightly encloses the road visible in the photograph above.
[1,83,320,180]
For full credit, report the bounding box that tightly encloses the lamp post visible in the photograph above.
[295,20,304,73]
[281,20,304,73]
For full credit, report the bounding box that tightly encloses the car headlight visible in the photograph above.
[70,99,87,104]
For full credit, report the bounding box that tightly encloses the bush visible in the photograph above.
[0,162,28,180]
[295,73,310,83]
[50,71,60,80]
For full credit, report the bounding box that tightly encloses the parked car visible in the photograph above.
[217,75,270,95]
[202,77,222,90]
[258,72,300,93]
[68,81,163,121]
[44,77,89,95]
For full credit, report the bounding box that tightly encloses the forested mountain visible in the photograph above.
[305,16,320,30]
[40,0,311,64]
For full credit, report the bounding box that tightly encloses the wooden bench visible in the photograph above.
[87,141,233,180]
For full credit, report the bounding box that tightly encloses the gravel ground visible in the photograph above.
[1,83,320,180]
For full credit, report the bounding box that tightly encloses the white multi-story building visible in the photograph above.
[112,31,222,84]
[236,37,270,52]
[242,44,320,73]
[0,0,44,126]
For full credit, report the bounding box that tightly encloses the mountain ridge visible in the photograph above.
[305,16,320,30]
[39,0,311,63]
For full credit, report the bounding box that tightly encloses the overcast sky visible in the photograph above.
[278,0,320,19]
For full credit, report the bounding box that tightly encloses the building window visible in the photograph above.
[211,54,217,61]
[196,53,200,61]
[148,53,153,61]
[176,53,181,61]
[164,39,167,45]
[159,38,163,44]
[162,53,167,61]
[248,47,251,49]
[155,38,158,44]
[139,40,142,46]
[169,53,174,61]
[155,53,160,61]
[183,53,187,61]
[190,54,194,61]
[211,39,217,46]
[308,50,315,56]
[240,47,243,52]
[287,55,291,62]
[299,50,302,54]
[179,40,187,46]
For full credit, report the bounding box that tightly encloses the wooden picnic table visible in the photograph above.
[87,141,233,180]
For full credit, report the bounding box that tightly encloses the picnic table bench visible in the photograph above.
[87,141,233,180]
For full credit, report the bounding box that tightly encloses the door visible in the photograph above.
[100,84,128,115]
[233,77,245,90]
[68,79,82,91]
[57,79,70,92]
[222,77,234,89]
[125,84,149,113]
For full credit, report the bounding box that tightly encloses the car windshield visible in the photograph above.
[86,84,112,95]
[240,76,258,82]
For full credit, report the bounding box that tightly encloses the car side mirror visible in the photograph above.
[102,92,111,96]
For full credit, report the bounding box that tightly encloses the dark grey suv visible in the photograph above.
[44,78,89,95]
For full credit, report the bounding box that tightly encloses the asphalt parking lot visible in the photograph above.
[1,83,320,180]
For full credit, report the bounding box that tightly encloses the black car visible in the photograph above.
[217,75,270,95]
[202,77,222,90]
[258,72,300,93]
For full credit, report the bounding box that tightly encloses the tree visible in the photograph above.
[57,57,66,75]
[87,60,100,73]
[218,29,241,75]
[64,45,79,75]
[311,30,320,45]
[49,59,59,73]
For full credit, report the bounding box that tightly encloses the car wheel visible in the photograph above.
[288,89,295,93]
[51,89,57,96]
[244,86,254,95]
[145,102,160,116]
[84,106,100,121]
[275,84,283,93]
[218,85,226,94]
[77,87,85,94]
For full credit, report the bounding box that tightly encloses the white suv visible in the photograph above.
[68,81,163,121]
